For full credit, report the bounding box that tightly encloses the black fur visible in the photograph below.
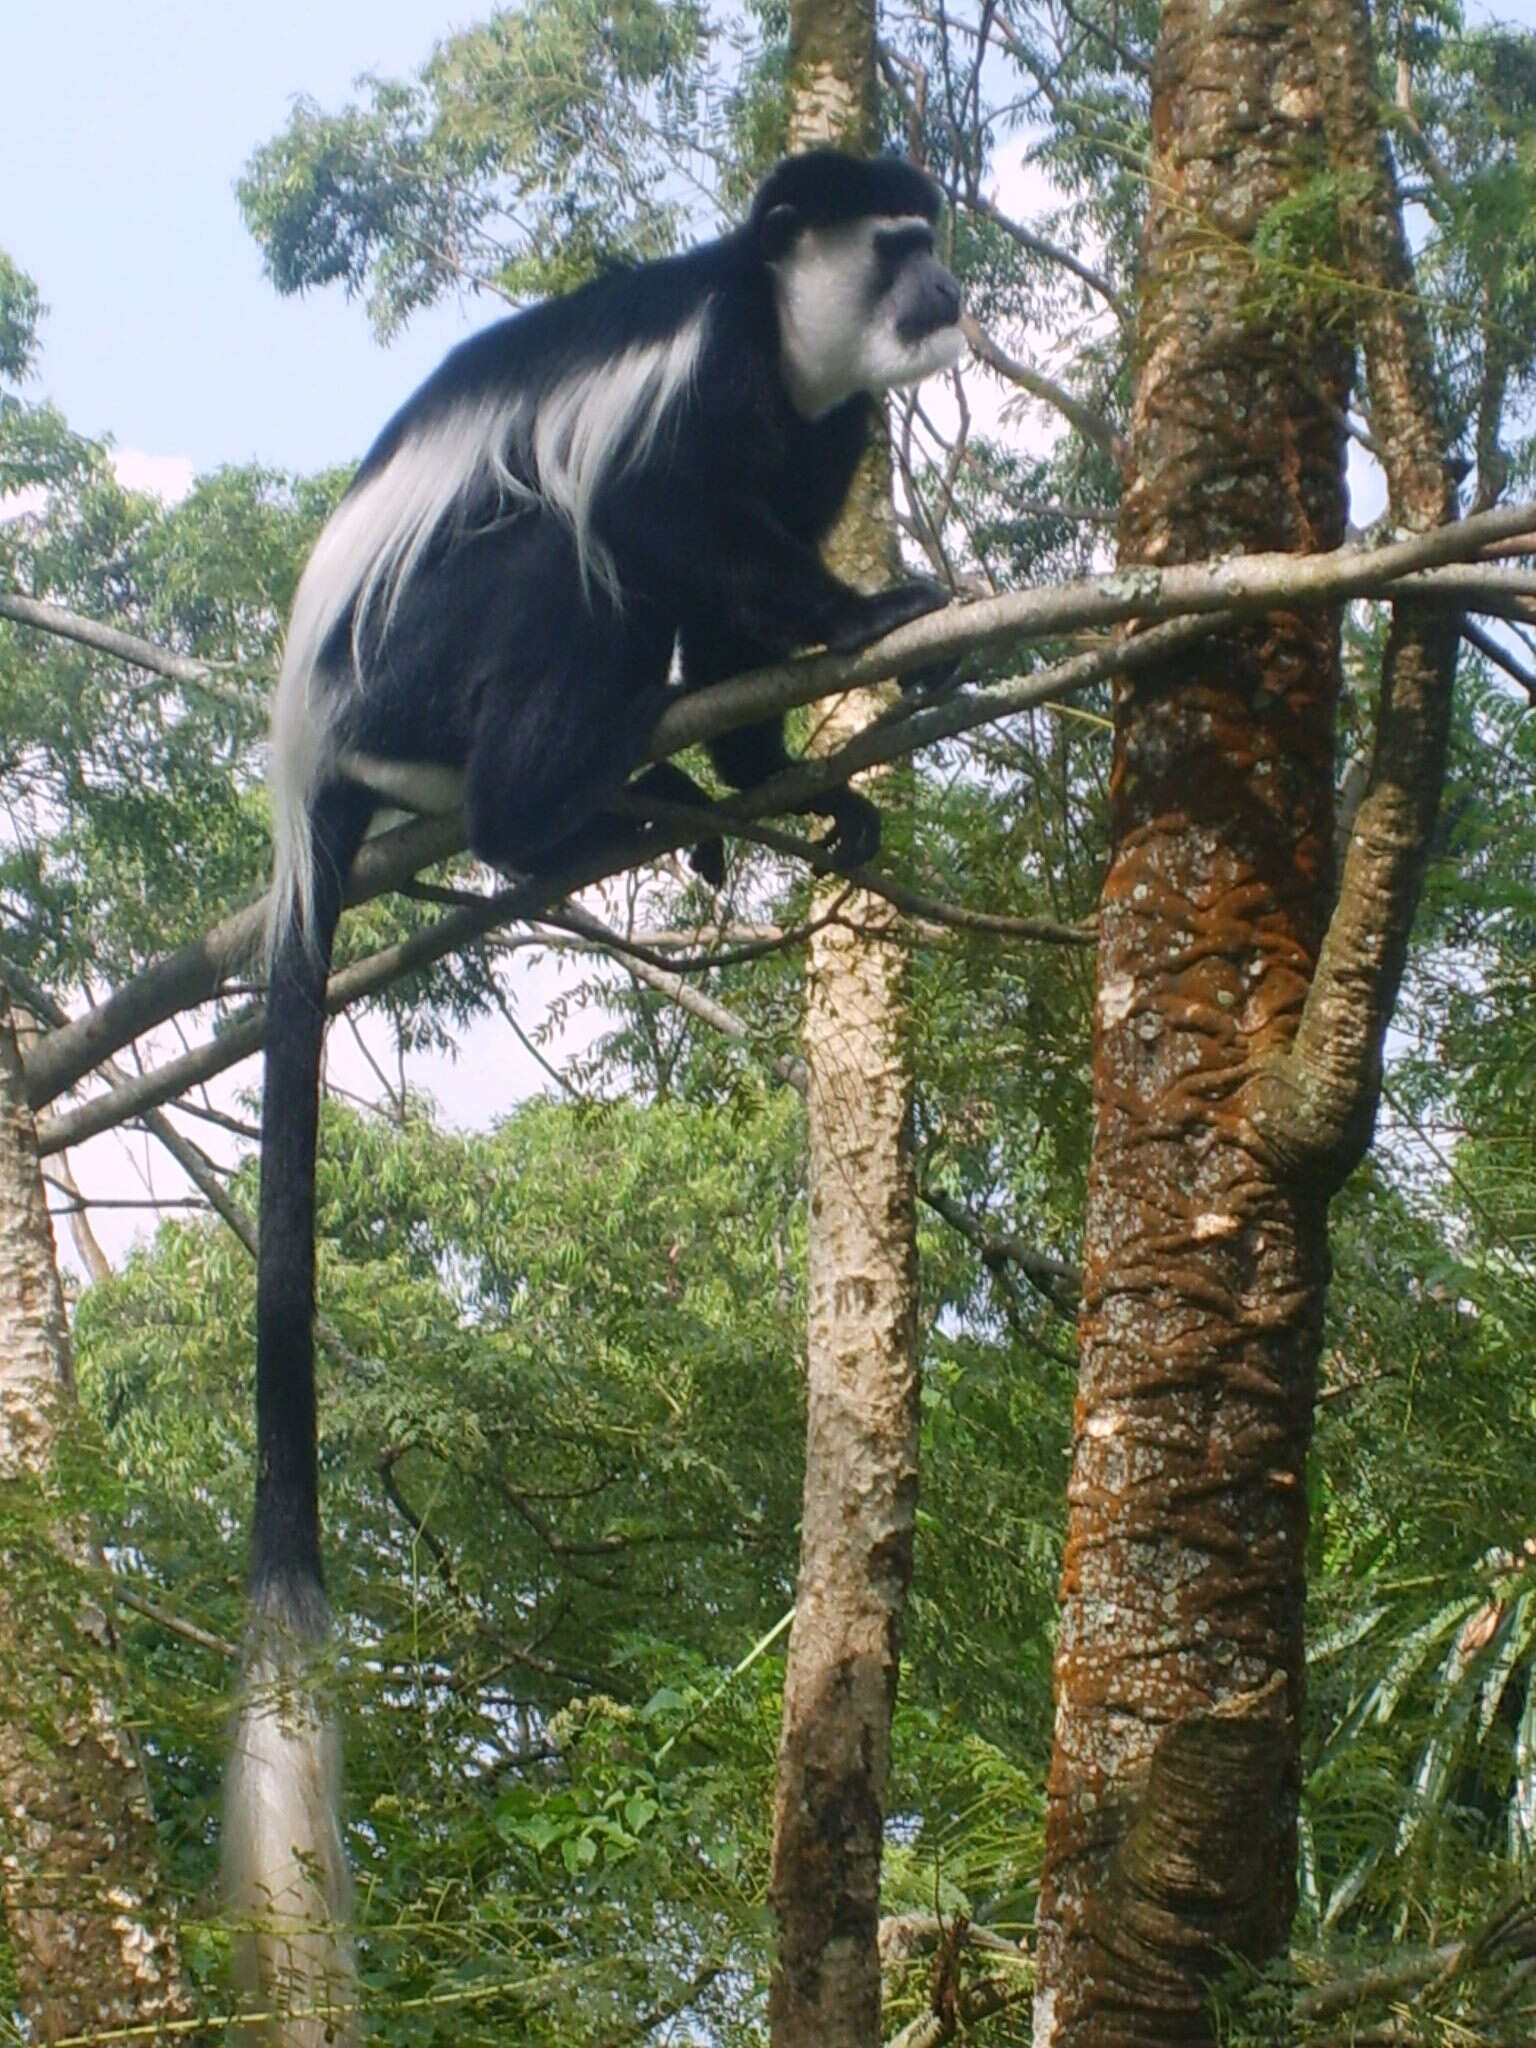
[300,151,958,883]
[248,147,960,1795]
[252,782,372,1605]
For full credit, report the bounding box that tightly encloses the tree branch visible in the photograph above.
[20,502,1536,1119]
[546,900,811,1095]
[916,1181,1080,1308]
[964,317,1127,466]
[35,893,538,1154]
[962,187,1131,324]
[0,590,246,706]
[1461,618,1536,703]
[24,811,463,1111]
[109,1583,237,1661]
[1255,0,1462,1184]
[1386,563,1536,617]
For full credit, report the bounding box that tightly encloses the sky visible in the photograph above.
[4,1,481,482]
[10,0,1536,481]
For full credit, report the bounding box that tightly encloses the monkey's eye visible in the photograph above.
[873,223,936,270]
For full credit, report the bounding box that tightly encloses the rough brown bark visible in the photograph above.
[767,7,922,2043]
[1034,1,1353,2041]
[0,987,197,2039]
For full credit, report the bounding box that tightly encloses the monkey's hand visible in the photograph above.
[685,836,727,889]
[825,575,951,657]
[816,787,882,872]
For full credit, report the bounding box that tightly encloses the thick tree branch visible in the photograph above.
[19,504,1536,1119]
[1387,564,1536,616]
[1255,0,1462,1184]
[643,499,1536,762]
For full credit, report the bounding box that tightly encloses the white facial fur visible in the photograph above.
[774,215,965,419]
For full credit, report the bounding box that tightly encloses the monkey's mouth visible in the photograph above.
[897,317,967,379]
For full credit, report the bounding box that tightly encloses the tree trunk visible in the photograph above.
[1033,1,1353,2040]
[0,987,197,2039]
[767,8,923,2044]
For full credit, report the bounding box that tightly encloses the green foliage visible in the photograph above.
[237,0,731,333]
[0,249,43,384]
[53,1086,1066,2036]
[0,451,294,984]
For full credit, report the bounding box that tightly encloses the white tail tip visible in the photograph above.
[224,1592,355,2045]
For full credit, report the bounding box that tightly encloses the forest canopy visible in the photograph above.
[3,2,1536,2044]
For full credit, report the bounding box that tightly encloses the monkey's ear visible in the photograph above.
[759,203,802,261]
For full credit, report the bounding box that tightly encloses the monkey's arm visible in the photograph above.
[616,488,950,667]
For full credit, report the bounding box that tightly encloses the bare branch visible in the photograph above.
[536,902,825,975]
[538,901,810,1094]
[23,810,461,1111]
[1056,0,1150,77]
[0,590,247,707]
[888,1972,1031,2048]
[1388,563,1536,616]
[1461,618,1536,704]
[9,967,262,1256]
[110,1584,237,1661]
[846,870,1094,947]
[646,496,1536,765]
[35,893,537,1155]
[917,1180,1080,1307]
[962,187,1131,324]
[20,501,1536,1120]
[963,318,1127,466]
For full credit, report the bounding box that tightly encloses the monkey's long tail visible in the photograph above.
[225,780,372,2046]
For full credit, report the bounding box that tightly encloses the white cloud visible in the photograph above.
[112,446,195,503]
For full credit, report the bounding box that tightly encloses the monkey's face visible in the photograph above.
[769,212,965,418]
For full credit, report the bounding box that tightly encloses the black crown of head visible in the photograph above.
[751,151,943,230]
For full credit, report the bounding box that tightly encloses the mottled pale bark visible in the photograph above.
[0,988,197,2038]
[1035,1,1352,2041]
[767,6,922,2043]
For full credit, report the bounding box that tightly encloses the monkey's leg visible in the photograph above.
[526,760,726,888]
[681,623,883,871]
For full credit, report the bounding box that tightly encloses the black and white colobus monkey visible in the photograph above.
[228,149,963,2032]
